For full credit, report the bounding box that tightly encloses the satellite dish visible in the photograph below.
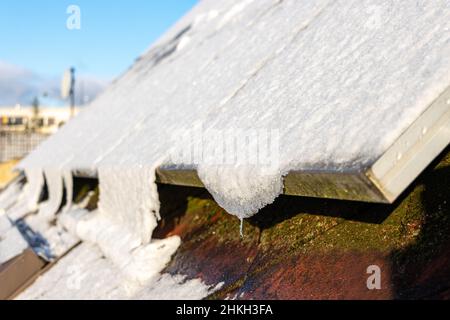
[61,69,72,99]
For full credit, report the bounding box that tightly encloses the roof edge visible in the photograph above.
[156,168,389,203]
[367,85,450,203]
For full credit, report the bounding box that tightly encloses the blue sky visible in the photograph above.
[0,0,198,79]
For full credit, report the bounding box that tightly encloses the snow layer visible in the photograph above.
[22,211,80,260]
[0,222,28,264]
[18,0,450,220]
[6,169,43,221]
[59,208,179,283]
[136,274,224,300]
[17,242,221,300]
[17,243,130,300]
[97,167,161,245]
[0,171,88,262]
[1,185,30,264]
[0,179,23,213]
[0,214,11,235]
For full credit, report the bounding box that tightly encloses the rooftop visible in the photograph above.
[1,0,449,300]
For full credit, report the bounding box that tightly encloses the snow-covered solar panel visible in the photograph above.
[17,0,450,244]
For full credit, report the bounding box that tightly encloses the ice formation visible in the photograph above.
[37,169,63,222]
[5,0,450,298]
[0,178,23,212]
[62,170,73,212]
[0,215,28,264]
[0,166,93,263]
[7,169,43,221]
[62,209,180,283]
[97,167,161,245]
[17,243,222,300]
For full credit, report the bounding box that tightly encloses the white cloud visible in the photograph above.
[0,60,109,106]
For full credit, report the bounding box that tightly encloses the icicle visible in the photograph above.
[240,218,244,238]
[69,209,181,284]
[197,165,283,221]
[37,169,64,222]
[57,164,181,284]
[62,170,73,213]
[7,168,44,221]
[98,166,161,245]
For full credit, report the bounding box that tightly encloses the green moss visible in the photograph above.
[232,149,448,271]
[72,177,99,210]
[182,196,260,244]
[392,150,450,265]
[86,186,99,211]
[74,184,92,204]
[186,197,218,220]
[259,212,343,254]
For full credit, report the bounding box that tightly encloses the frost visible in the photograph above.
[69,210,180,283]
[136,275,224,300]
[98,166,161,245]
[51,165,177,283]
[17,243,133,300]
[0,214,11,234]
[62,170,73,212]
[17,243,220,300]
[176,36,191,51]
[0,224,28,264]
[7,168,43,221]
[37,169,63,222]
[197,165,284,218]
[216,0,255,29]
[0,178,23,212]
[21,212,80,260]
[0,170,89,262]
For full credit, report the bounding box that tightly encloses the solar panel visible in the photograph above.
[18,0,450,226]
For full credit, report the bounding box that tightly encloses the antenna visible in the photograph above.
[61,67,76,118]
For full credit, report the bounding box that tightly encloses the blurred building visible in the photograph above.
[0,105,79,162]
[0,105,78,134]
